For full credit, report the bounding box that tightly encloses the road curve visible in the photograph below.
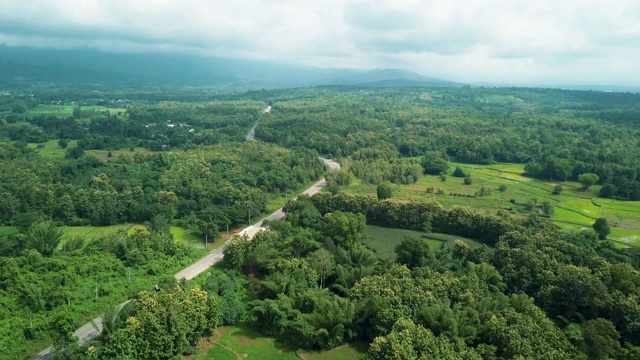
[31,157,339,360]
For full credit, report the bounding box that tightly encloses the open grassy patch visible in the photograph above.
[215,325,296,359]
[195,326,365,360]
[86,147,155,161]
[0,226,18,236]
[59,224,134,247]
[364,225,429,259]
[298,343,367,360]
[342,161,640,246]
[608,229,640,247]
[26,104,126,117]
[557,198,601,219]
[364,225,483,260]
[29,139,78,159]
[167,227,228,250]
[553,207,595,226]
[62,223,133,239]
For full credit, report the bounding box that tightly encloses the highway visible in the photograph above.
[31,157,339,359]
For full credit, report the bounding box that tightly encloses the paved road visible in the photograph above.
[31,157,339,360]
[246,105,271,141]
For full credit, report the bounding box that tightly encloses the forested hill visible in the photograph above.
[0,46,458,88]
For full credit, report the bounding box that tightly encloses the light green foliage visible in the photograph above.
[376,182,393,200]
[578,173,600,190]
[367,318,474,360]
[100,283,220,359]
[322,211,366,249]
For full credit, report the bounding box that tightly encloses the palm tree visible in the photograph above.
[28,221,64,257]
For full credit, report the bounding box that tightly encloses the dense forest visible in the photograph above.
[48,194,640,359]
[255,88,640,199]
[1,85,640,359]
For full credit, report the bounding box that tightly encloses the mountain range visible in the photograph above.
[0,45,461,88]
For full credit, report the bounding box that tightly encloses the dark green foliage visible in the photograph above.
[593,218,611,240]
[553,184,564,195]
[395,236,432,268]
[453,167,467,178]
[463,176,472,185]
[64,145,85,159]
[421,152,449,175]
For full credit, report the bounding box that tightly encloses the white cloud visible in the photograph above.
[0,0,639,85]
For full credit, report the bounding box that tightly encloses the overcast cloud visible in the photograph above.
[1,0,639,85]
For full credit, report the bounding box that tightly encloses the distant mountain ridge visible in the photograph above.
[0,45,461,88]
[329,68,459,87]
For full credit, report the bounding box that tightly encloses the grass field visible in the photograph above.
[343,161,640,248]
[57,224,135,248]
[364,225,483,260]
[169,226,227,250]
[28,139,156,160]
[25,104,126,117]
[28,139,78,159]
[193,326,365,360]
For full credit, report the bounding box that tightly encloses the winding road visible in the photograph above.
[31,105,338,359]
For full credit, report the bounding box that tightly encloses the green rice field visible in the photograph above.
[344,161,640,247]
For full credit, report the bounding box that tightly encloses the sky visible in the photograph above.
[1,0,639,86]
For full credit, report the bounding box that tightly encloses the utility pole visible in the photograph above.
[205,234,208,249]
[95,283,98,299]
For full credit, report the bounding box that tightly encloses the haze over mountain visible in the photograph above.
[1,1,639,88]
[0,46,461,88]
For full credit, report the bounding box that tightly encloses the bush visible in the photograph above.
[453,166,467,177]
[377,182,393,200]
[552,184,564,195]
[464,177,472,185]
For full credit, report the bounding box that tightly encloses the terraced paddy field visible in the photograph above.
[344,161,640,248]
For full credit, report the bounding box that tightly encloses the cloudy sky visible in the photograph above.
[1,0,639,86]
